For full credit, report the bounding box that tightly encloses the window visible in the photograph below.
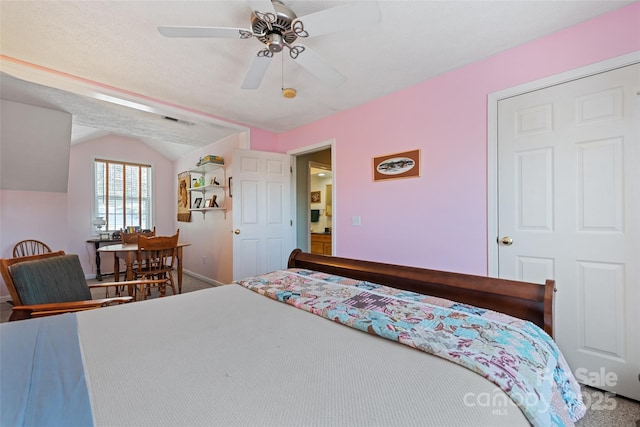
[94,159,152,232]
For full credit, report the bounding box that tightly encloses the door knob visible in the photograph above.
[499,236,513,246]
[234,229,241,235]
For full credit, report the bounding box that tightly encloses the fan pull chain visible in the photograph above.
[281,53,296,99]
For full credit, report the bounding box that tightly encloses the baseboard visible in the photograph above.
[183,269,226,287]
[0,295,10,303]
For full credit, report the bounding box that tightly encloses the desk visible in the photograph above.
[86,238,121,280]
[98,242,190,294]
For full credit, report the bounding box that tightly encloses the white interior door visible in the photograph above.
[232,149,294,281]
[497,64,639,400]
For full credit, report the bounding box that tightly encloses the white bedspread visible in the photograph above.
[77,284,529,426]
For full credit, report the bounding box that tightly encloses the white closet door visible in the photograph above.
[497,63,639,400]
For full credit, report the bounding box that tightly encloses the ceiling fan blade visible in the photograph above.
[241,54,273,89]
[158,26,251,39]
[247,0,276,15]
[293,1,381,38]
[291,44,346,87]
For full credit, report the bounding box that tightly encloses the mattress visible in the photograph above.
[2,266,587,427]
[78,284,530,426]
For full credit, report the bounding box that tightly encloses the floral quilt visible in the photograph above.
[235,268,586,427]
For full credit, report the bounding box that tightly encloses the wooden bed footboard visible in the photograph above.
[287,249,555,337]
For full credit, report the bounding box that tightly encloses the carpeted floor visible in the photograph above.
[1,273,638,425]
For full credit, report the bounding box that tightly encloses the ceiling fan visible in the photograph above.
[158,0,381,90]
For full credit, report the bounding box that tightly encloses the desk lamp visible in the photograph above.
[93,217,107,238]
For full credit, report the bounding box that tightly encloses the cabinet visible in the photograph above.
[188,163,226,216]
[310,233,332,255]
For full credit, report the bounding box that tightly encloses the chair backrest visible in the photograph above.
[136,231,179,275]
[0,251,91,306]
[12,240,52,257]
[121,227,156,245]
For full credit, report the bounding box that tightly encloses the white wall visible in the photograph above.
[0,100,72,192]
[0,98,248,298]
[0,101,73,297]
[0,189,69,256]
[66,134,175,280]
[173,132,245,285]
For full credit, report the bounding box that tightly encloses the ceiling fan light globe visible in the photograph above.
[282,88,297,98]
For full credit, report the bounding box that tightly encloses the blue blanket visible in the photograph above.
[0,314,93,427]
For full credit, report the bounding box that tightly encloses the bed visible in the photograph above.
[0,249,585,427]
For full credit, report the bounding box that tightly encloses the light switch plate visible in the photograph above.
[352,215,361,226]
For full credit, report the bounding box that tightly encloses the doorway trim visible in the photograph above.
[487,51,640,277]
[288,138,336,254]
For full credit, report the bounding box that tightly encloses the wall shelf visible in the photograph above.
[189,206,225,217]
[188,162,226,215]
[189,184,226,194]
[189,162,224,175]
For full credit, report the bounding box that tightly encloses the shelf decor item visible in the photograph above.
[177,171,191,222]
[197,155,224,166]
[373,149,420,182]
[187,162,226,216]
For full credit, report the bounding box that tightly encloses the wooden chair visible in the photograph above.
[12,239,52,257]
[120,227,156,245]
[115,227,156,276]
[118,227,156,284]
[136,231,179,299]
[0,251,164,321]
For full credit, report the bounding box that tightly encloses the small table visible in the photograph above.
[86,238,121,281]
[97,242,190,294]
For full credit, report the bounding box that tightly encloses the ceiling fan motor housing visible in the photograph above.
[252,0,298,53]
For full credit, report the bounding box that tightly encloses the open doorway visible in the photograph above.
[293,147,332,253]
[309,162,332,255]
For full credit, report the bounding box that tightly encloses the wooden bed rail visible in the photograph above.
[288,249,555,337]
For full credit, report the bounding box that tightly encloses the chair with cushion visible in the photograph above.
[12,240,52,257]
[136,230,179,299]
[0,251,164,321]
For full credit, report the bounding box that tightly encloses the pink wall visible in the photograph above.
[277,3,640,275]
[248,127,279,151]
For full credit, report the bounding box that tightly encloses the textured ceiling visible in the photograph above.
[0,0,632,159]
[0,73,242,160]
